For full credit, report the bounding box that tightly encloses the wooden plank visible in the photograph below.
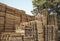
[5,19,14,25]
[6,14,15,19]
[1,32,23,41]
[6,6,15,14]
[0,27,4,32]
[14,16,20,24]
[0,4,6,12]
[0,17,4,24]
[0,12,5,16]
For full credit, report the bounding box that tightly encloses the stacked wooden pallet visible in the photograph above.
[35,20,44,41]
[18,21,36,41]
[18,20,44,41]
[40,10,48,25]
[1,32,24,41]
[44,25,58,41]
[0,3,35,32]
[0,17,4,32]
[35,9,58,41]
[48,14,57,26]
[0,3,5,32]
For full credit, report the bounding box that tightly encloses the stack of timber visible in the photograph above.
[40,10,48,25]
[19,21,34,41]
[48,14,57,26]
[0,3,35,32]
[35,20,44,41]
[0,3,5,32]
[18,20,44,41]
[0,32,24,41]
[47,14,58,41]
[35,9,48,25]
[17,21,35,41]
[0,17,4,32]
[35,9,58,41]
[44,25,58,41]
[22,14,27,22]
[0,3,35,41]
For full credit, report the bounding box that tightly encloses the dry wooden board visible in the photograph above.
[19,10,25,14]
[15,9,22,15]
[6,6,15,14]
[6,14,15,19]
[0,32,23,41]
[0,24,4,27]
[44,25,58,41]
[0,27,4,32]
[24,39,34,41]
[5,24,14,28]
[5,27,14,29]
[0,12,5,16]
[22,19,27,22]
[34,20,44,41]
[22,15,26,18]
[14,16,20,21]
[4,30,15,32]
[5,17,14,25]
[0,17,4,24]
[15,9,23,17]
[5,24,15,26]
[0,5,5,12]
[5,20,14,25]
[14,16,20,24]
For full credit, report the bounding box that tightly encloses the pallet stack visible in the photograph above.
[1,32,24,41]
[44,25,58,41]
[35,20,43,41]
[35,9,58,41]
[40,10,48,25]
[0,3,35,32]
[0,3,58,41]
[0,3,35,41]
[47,14,58,41]
[19,21,34,41]
[18,20,44,41]
[0,3,6,32]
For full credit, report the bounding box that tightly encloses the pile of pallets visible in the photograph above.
[17,20,44,41]
[35,9,58,41]
[44,25,58,41]
[0,3,35,32]
[1,32,24,41]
